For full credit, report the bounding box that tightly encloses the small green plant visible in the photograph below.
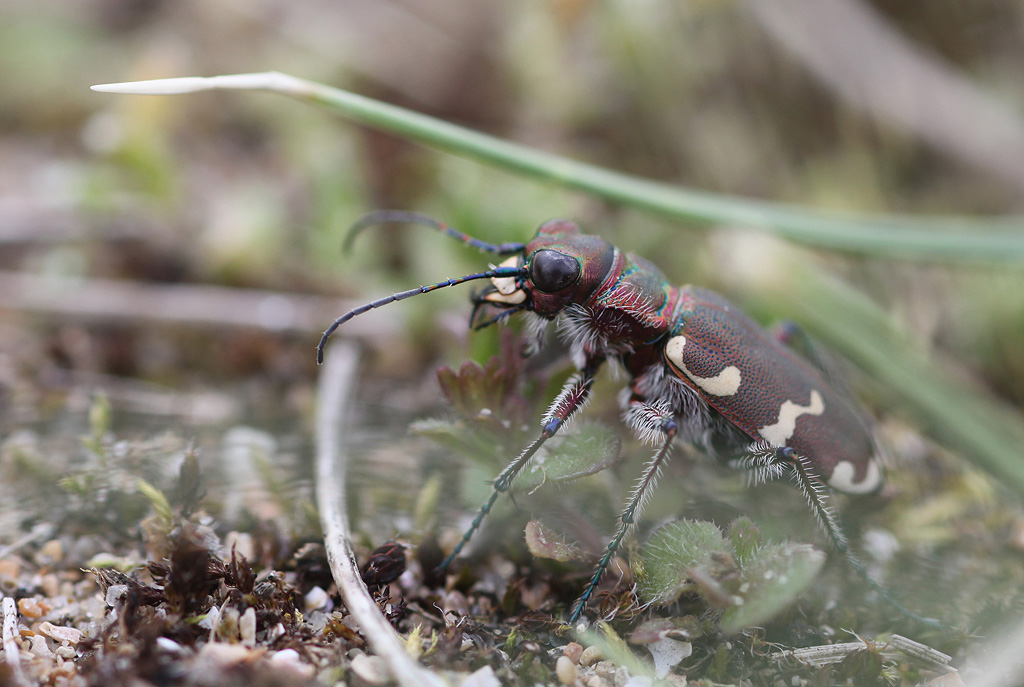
[634,516,825,634]
[413,333,622,498]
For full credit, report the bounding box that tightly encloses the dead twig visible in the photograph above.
[2,596,27,687]
[315,340,445,687]
[0,269,395,338]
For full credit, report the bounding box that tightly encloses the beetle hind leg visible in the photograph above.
[784,448,941,628]
[731,440,791,486]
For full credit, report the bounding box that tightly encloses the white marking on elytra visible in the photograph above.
[485,256,526,304]
[828,458,882,494]
[665,336,742,397]
[758,390,825,447]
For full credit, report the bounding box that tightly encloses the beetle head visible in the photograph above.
[475,220,616,322]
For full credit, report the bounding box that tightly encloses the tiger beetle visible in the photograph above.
[318,210,936,627]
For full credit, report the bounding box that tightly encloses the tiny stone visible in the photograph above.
[0,558,20,578]
[156,637,183,653]
[304,585,330,612]
[593,660,617,679]
[29,634,53,657]
[460,665,502,687]
[196,641,253,667]
[224,531,255,561]
[443,589,469,616]
[563,641,584,664]
[266,622,286,642]
[925,672,966,687]
[580,645,604,666]
[556,655,578,685]
[269,648,315,679]
[38,621,83,644]
[105,584,128,607]
[239,607,257,647]
[55,645,77,659]
[350,654,390,685]
[18,597,48,619]
[40,573,60,598]
[39,539,63,563]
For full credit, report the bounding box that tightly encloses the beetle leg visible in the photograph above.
[785,448,941,627]
[439,358,604,573]
[730,440,790,486]
[570,409,678,624]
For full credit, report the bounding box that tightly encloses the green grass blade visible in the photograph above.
[93,72,1024,264]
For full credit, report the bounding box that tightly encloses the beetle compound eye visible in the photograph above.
[529,250,581,293]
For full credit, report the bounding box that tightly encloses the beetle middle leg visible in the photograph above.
[569,401,679,623]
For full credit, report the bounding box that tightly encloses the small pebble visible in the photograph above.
[350,654,390,685]
[556,655,578,685]
[592,660,617,679]
[269,648,315,679]
[925,672,965,687]
[39,539,63,564]
[29,634,53,657]
[38,621,82,644]
[105,584,128,607]
[224,532,254,561]
[580,645,604,666]
[0,559,20,578]
[55,645,77,659]
[460,665,502,687]
[18,597,49,619]
[196,641,253,667]
[40,573,60,598]
[304,585,330,612]
[155,637,183,653]
[239,607,257,647]
[563,641,583,664]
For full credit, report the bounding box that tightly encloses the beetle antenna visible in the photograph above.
[344,210,527,256]
[316,265,526,363]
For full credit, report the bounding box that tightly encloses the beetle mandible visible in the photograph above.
[318,211,887,624]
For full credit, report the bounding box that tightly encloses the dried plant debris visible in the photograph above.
[76,525,353,686]
[0,382,1003,686]
[0,437,981,687]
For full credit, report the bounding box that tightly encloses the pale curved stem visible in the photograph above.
[315,341,444,687]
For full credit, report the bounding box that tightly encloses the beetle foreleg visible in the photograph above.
[439,360,603,573]
[570,415,678,624]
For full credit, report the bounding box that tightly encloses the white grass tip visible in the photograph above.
[91,72,302,96]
